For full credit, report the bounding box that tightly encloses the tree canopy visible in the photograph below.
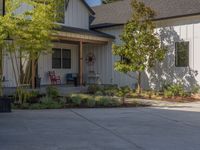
[113,0,166,93]
[0,0,63,92]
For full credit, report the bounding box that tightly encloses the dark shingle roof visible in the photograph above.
[56,26,115,39]
[91,0,200,28]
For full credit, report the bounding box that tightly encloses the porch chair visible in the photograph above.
[48,71,61,85]
[66,73,78,86]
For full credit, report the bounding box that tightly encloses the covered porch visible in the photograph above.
[37,26,115,87]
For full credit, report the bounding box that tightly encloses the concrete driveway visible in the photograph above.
[1,106,200,150]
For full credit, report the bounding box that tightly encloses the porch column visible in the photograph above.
[79,41,83,85]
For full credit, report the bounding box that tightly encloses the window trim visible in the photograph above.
[175,41,189,67]
[52,48,71,69]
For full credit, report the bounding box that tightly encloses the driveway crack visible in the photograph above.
[70,109,146,150]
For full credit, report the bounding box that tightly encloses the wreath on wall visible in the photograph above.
[85,53,96,66]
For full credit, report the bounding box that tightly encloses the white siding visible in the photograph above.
[14,0,90,29]
[38,42,113,86]
[3,52,20,87]
[83,43,113,85]
[99,15,200,89]
[64,0,90,29]
[38,43,79,85]
[98,26,138,88]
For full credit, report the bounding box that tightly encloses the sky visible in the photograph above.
[85,0,102,6]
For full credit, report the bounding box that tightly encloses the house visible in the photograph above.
[2,0,200,90]
[3,0,115,88]
[91,0,200,90]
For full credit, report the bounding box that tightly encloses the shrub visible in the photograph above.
[116,86,131,104]
[164,90,173,98]
[164,83,186,97]
[39,96,63,109]
[85,98,96,107]
[191,84,200,94]
[95,91,104,96]
[103,89,118,96]
[46,86,59,98]
[70,95,82,106]
[20,103,30,109]
[97,97,120,107]
[102,85,118,96]
[69,94,96,107]
[97,97,110,106]
[88,84,101,94]
[109,98,121,107]
[15,89,40,104]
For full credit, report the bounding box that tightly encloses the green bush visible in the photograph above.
[85,98,96,107]
[164,90,173,98]
[46,86,59,98]
[95,91,104,96]
[39,96,63,109]
[97,97,120,107]
[102,86,118,96]
[116,86,131,104]
[191,84,200,94]
[103,89,118,96]
[70,95,82,106]
[88,84,101,94]
[97,97,110,106]
[109,98,121,107]
[20,103,30,109]
[15,89,40,104]
[164,83,186,97]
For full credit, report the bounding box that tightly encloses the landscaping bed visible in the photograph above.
[12,86,149,110]
[11,83,200,110]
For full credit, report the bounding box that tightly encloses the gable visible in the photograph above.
[64,0,92,29]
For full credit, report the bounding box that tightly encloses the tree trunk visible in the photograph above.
[137,71,142,95]
[31,58,36,89]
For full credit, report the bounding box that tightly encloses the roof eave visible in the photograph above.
[91,13,200,29]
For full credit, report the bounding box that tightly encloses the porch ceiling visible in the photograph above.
[53,26,115,45]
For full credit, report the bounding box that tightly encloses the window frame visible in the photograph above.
[52,48,71,69]
[52,48,62,69]
[62,49,71,69]
[175,41,189,67]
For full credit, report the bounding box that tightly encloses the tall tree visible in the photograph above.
[113,0,166,94]
[102,0,121,4]
[0,0,63,97]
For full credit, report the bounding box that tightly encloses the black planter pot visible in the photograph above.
[0,97,12,113]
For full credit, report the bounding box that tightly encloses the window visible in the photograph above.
[62,49,71,69]
[52,48,71,69]
[175,42,189,67]
[52,48,62,68]
[56,0,68,24]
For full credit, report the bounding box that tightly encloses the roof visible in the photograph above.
[56,26,115,39]
[81,0,95,15]
[91,0,200,29]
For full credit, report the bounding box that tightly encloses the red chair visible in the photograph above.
[48,71,61,85]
